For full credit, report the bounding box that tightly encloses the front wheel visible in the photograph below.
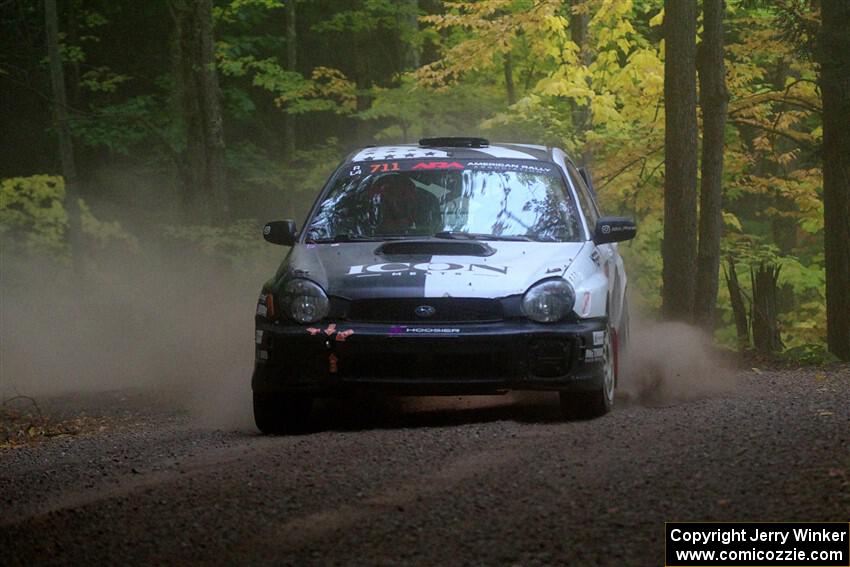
[559,323,616,420]
[253,392,313,434]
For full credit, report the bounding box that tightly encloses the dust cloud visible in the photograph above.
[2,240,737,432]
[395,318,739,415]
[0,246,265,430]
[619,319,739,406]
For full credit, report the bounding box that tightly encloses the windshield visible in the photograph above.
[305,159,583,242]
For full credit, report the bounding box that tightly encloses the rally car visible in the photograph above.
[253,137,636,433]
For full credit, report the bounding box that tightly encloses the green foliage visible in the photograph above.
[778,344,840,365]
[213,0,284,24]
[79,66,131,93]
[162,219,279,278]
[360,76,503,142]
[0,175,68,257]
[222,86,257,119]
[225,137,345,223]
[0,176,274,284]
[619,213,663,311]
[286,138,350,196]
[312,0,418,34]
[717,238,825,350]
[69,95,177,156]
[0,176,138,259]
[1,0,830,361]
[217,54,358,115]
[412,0,826,358]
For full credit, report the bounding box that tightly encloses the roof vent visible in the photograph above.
[418,137,490,148]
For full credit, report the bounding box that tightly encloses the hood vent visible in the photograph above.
[375,241,496,257]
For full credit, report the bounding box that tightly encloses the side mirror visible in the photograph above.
[263,220,297,246]
[593,216,636,244]
[578,166,597,199]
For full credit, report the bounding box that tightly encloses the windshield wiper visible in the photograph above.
[433,231,533,242]
[306,234,380,243]
[306,233,421,243]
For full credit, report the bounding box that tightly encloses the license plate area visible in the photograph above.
[337,339,514,380]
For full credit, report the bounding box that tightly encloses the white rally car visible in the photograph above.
[253,137,636,433]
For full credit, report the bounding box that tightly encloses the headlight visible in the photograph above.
[522,279,575,323]
[281,279,330,323]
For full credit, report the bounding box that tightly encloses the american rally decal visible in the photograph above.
[465,161,554,174]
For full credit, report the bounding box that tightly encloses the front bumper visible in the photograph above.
[252,319,607,396]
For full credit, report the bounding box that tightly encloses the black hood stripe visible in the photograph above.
[285,243,432,300]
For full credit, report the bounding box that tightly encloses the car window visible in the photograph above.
[566,163,600,230]
[305,160,583,242]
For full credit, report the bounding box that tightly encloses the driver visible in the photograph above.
[367,173,439,234]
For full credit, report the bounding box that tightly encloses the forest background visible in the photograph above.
[1,0,846,366]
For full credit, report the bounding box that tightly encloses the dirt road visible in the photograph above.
[1,366,848,566]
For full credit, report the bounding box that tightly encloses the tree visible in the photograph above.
[819,0,850,360]
[401,0,420,70]
[171,0,229,224]
[568,0,592,165]
[44,0,84,274]
[693,0,728,329]
[0,0,838,358]
[503,51,516,106]
[661,0,698,321]
[283,0,296,159]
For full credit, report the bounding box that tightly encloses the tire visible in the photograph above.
[253,392,313,434]
[559,321,616,420]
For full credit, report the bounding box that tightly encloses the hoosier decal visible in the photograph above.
[389,326,461,335]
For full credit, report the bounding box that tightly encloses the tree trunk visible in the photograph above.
[172,0,229,225]
[661,0,698,321]
[45,0,84,275]
[503,52,516,105]
[819,0,850,361]
[401,0,420,70]
[724,258,749,350]
[283,0,297,160]
[568,0,592,165]
[353,34,372,145]
[751,263,783,354]
[66,5,82,108]
[693,0,728,329]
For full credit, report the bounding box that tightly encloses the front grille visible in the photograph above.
[347,298,503,323]
[339,350,513,381]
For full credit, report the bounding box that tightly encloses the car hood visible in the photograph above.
[278,240,587,300]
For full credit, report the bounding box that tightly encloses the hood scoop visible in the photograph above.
[375,241,496,257]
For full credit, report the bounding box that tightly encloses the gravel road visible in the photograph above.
[1,366,848,566]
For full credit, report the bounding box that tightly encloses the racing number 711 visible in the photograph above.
[370,162,399,173]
